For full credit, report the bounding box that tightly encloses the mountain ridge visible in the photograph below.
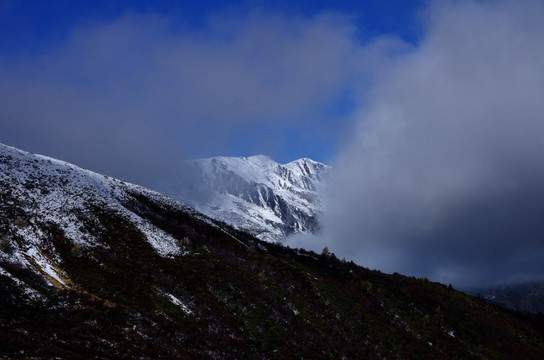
[2,142,544,359]
[165,154,330,242]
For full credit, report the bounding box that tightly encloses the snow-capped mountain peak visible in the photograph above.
[166,155,330,242]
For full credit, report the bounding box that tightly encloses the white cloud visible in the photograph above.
[320,0,544,288]
[1,11,384,185]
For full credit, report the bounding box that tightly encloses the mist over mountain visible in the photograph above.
[319,0,544,289]
[160,155,330,242]
[3,142,544,358]
[468,281,544,315]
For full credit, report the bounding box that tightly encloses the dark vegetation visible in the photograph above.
[1,188,544,359]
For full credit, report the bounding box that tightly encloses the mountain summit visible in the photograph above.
[165,155,330,242]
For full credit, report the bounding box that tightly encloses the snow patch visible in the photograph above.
[134,219,181,258]
[25,247,67,287]
[162,291,193,316]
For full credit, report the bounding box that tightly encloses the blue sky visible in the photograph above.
[0,0,424,169]
[1,1,424,55]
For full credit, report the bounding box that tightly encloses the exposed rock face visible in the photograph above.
[167,155,330,242]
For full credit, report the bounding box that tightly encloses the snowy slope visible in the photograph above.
[0,143,221,290]
[3,144,544,360]
[166,155,330,242]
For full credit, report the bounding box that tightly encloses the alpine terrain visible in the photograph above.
[165,155,330,242]
[2,142,544,359]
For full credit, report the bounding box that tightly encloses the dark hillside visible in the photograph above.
[2,191,544,359]
[1,143,544,359]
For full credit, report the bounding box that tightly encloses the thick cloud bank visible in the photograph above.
[319,0,544,288]
[0,11,380,186]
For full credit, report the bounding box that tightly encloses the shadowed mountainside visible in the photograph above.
[1,143,544,359]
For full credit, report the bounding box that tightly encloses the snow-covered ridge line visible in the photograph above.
[165,154,331,242]
[0,142,227,287]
